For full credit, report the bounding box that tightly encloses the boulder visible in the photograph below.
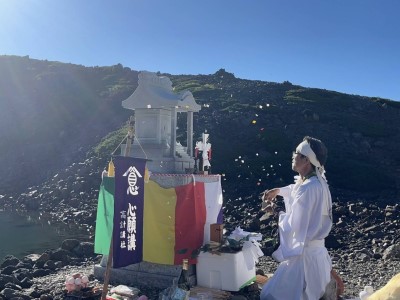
[1,265,17,275]
[32,269,51,278]
[61,239,80,252]
[49,249,71,262]
[0,256,20,268]
[73,242,95,258]
[0,288,31,300]
[382,243,400,260]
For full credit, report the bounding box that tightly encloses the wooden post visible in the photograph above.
[100,243,113,300]
[101,117,135,300]
[125,116,135,157]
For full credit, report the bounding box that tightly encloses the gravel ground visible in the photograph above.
[2,157,399,300]
[256,253,400,300]
[27,251,400,300]
[29,262,165,300]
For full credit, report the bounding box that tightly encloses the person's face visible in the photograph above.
[292,151,308,173]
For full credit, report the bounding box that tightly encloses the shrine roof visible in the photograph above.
[122,71,201,112]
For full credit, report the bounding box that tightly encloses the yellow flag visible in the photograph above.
[107,160,115,177]
[144,167,150,183]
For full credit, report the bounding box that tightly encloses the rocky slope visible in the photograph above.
[1,155,399,299]
[1,56,400,198]
[0,56,136,194]
[1,56,400,299]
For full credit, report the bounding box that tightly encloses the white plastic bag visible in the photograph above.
[110,285,140,298]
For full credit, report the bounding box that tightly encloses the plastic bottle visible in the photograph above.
[179,259,190,290]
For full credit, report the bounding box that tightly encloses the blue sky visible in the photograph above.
[1,0,399,101]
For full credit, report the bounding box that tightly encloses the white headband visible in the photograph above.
[296,140,321,168]
[296,140,332,218]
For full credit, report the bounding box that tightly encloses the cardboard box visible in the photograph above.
[196,247,256,291]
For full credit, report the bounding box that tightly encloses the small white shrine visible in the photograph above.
[94,72,221,289]
[121,71,201,174]
[93,71,262,294]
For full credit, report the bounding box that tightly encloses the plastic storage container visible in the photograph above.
[196,248,256,291]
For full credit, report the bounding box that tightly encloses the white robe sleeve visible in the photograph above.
[278,185,292,198]
[276,184,315,260]
[278,184,294,213]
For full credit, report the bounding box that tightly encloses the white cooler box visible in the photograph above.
[196,247,256,291]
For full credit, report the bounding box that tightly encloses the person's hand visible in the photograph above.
[262,188,280,202]
[261,189,279,218]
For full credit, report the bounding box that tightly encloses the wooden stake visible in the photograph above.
[101,116,135,300]
[100,242,113,300]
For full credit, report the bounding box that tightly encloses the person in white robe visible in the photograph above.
[260,136,333,300]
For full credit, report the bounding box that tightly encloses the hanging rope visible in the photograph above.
[109,116,148,159]
[133,134,148,160]
[110,133,129,156]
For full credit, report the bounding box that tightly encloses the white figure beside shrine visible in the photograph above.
[195,132,212,173]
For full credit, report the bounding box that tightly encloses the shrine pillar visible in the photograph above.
[187,111,194,157]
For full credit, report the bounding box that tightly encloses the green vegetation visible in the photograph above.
[220,102,250,112]
[285,89,354,108]
[93,126,129,157]
[174,80,217,93]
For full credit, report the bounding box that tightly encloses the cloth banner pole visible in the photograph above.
[101,118,135,300]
